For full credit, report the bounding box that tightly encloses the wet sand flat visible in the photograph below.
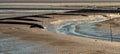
[0,2,120,54]
[0,12,120,54]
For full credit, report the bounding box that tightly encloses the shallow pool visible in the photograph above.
[56,21,120,42]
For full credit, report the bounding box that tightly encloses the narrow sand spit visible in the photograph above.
[0,13,120,54]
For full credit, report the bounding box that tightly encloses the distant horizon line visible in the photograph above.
[0,1,120,3]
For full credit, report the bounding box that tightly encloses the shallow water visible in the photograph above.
[46,17,120,42]
[56,21,120,42]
